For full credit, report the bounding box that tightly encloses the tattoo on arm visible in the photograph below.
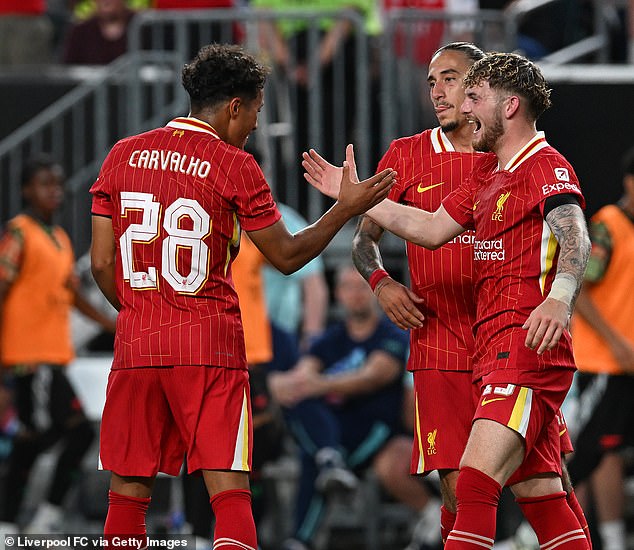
[545,204,591,304]
[352,216,386,281]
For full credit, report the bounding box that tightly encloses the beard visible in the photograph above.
[440,119,460,133]
[473,109,504,153]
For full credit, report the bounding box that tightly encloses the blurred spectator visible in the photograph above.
[151,0,242,59]
[382,0,478,66]
[263,203,329,351]
[567,146,634,550]
[0,0,53,65]
[0,154,115,534]
[253,0,379,168]
[62,0,138,65]
[380,0,478,135]
[268,264,409,550]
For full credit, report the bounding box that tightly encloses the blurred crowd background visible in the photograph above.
[1,1,634,549]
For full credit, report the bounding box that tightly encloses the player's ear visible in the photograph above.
[505,95,520,119]
[228,97,241,119]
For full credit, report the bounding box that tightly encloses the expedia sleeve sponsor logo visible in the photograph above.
[473,238,505,260]
[554,167,569,181]
[541,181,580,195]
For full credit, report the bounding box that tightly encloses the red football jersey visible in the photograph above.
[381,127,480,372]
[442,132,585,380]
[90,117,281,370]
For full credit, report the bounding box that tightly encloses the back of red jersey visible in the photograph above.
[443,133,585,380]
[91,117,281,369]
[381,127,479,372]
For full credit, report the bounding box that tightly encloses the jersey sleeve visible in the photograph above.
[530,154,585,215]
[442,172,476,230]
[89,150,116,217]
[377,140,405,203]
[232,155,281,232]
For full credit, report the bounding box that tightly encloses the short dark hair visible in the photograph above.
[463,52,552,121]
[622,146,634,176]
[182,43,269,111]
[432,42,486,65]
[21,153,63,188]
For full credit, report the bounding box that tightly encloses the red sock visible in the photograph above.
[517,491,589,550]
[440,505,456,545]
[444,467,501,549]
[567,490,592,549]
[210,489,257,550]
[104,490,151,548]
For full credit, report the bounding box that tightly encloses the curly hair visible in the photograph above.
[182,43,269,111]
[463,52,552,120]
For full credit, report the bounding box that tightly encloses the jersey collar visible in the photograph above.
[502,131,549,173]
[430,127,456,153]
[166,117,221,139]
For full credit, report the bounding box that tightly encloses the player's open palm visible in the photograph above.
[302,148,343,199]
[375,279,425,330]
[523,297,570,354]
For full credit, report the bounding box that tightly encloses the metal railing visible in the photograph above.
[0,4,614,259]
[0,51,183,253]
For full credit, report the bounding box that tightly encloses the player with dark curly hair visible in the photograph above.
[90,43,395,550]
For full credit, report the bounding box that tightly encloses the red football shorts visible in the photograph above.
[411,369,478,475]
[99,366,252,477]
[473,368,574,486]
[557,408,574,455]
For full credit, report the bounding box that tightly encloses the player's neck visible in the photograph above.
[189,111,223,141]
[495,124,539,169]
[446,125,476,153]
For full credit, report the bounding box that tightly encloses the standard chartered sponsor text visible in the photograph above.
[473,238,505,261]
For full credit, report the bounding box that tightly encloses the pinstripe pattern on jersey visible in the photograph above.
[382,128,480,373]
[90,117,281,369]
[442,134,585,379]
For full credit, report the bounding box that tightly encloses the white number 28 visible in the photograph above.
[120,192,211,294]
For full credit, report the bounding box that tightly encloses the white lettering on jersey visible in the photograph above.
[129,149,211,179]
[541,181,580,195]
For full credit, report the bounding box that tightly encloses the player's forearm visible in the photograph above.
[352,216,386,281]
[274,201,354,274]
[366,200,444,249]
[91,261,121,311]
[545,204,591,307]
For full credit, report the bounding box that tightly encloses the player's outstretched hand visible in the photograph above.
[302,148,343,199]
[374,278,425,330]
[522,297,570,354]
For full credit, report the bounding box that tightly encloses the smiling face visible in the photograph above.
[226,90,264,150]
[427,49,474,134]
[461,80,506,153]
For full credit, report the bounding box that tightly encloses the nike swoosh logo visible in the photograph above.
[417,182,444,193]
[481,397,506,406]
[559,428,567,437]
